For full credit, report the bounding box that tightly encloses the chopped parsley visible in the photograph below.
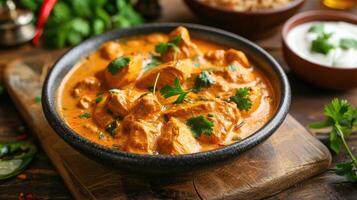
[228,64,237,72]
[109,89,121,94]
[193,71,214,92]
[34,95,41,104]
[340,38,357,50]
[308,23,325,35]
[106,121,118,136]
[79,112,91,119]
[107,56,130,75]
[98,132,106,140]
[144,57,162,71]
[95,93,103,103]
[155,35,182,55]
[311,32,334,55]
[160,78,190,104]
[186,115,214,138]
[230,87,252,111]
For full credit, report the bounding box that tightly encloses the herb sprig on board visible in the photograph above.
[309,98,357,181]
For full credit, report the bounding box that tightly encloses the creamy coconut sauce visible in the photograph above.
[287,21,357,68]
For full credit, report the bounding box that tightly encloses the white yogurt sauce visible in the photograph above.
[287,21,357,69]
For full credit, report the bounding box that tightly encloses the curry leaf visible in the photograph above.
[187,115,214,138]
[230,87,252,111]
[107,56,130,75]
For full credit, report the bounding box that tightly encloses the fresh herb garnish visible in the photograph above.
[230,87,252,111]
[144,57,162,71]
[160,78,190,104]
[79,112,91,119]
[311,32,334,55]
[106,121,118,136]
[109,89,121,94]
[340,38,357,50]
[186,115,214,138]
[309,98,357,181]
[193,71,214,92]
[98,132,106,140]
[34,95,41,104]
[95,93,103,103]
[155,35,182,55]
[107,56,130,75]
[308,23,325,34]
[228,64,237,72]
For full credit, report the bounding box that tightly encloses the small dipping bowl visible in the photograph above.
[282,10,357,90]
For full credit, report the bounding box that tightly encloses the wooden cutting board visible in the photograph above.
[3,54,331,200]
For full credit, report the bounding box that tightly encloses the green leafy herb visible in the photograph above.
[230,87,252,111]
[17,0,143,48]
[95,93,103,103]
[144,57,162,71]
[98,132,106,140]
[309,98,357,181]
[109,89,121,94]
[0,141,37,180]
[155,35,182,54]
[340,38,357,50]
[106,121,118,136]
[160,78,190,104]
[79,112,91,119]
[311,33,334,55]
[186,115,214,138]
[193,71,214,92]
[228,64,237,72]
[107,56,130,75]
[34,95,41,104]
[308,23,325,35]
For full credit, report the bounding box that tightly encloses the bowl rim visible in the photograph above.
[282,10,357,71]
[42,22,291,163]
[187,0,305,15]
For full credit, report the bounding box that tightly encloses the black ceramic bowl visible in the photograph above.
[42,23,291,177]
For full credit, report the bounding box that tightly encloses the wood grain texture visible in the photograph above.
[3,52,331,200]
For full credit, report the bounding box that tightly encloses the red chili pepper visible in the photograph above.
[32,0,57,46]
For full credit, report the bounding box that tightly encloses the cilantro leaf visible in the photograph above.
[107,56,130,75]
[155,36,182,55]
[144,57,162,71]
[308,23,325,34]
[160,78,190,104]
[79,112,91,119]
[34,95,41,104]
[309,98,357,181]
[311,33,334,55]
[340,38,357,50]
[230,87,252,111]
[106,121,118,136]
[193,71,214,92]
[109,89,121,94]
[333,161,357,182]
[187,115,214,138]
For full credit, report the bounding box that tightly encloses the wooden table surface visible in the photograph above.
[0,0,356,199]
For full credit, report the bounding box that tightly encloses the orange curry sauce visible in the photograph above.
[58,27,276,155]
